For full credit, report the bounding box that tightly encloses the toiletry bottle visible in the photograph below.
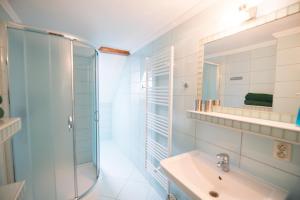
[194,99,199,111]
[296,93,300,126]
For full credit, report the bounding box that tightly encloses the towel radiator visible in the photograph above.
[145,46,174,194]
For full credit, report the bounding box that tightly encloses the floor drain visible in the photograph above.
[209,191,219,198]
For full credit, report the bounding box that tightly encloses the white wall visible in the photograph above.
[99,54,127,103]
[111,1,300,199]
[99,53,128,140]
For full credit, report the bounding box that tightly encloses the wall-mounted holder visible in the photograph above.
[230,76,243,81]
[183,82,188,89]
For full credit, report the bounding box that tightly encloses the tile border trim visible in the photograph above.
[187,110,300,144]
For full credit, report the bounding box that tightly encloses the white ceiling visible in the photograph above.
[8,0,215,52]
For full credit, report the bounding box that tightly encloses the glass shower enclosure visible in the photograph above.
[7,25,99,200]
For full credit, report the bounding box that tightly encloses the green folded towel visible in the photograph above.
[245,93,273,103]
[244,100,272,107]
[0,107,4,118]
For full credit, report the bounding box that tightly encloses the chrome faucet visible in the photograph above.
[216,153,230,172]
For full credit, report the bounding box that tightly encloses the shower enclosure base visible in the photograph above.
[77,163,97,196]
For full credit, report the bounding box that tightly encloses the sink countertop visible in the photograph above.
[161,151,287,200]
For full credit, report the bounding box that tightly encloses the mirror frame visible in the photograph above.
[196,2,300,123]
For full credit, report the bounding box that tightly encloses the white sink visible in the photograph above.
[160,151,287,200]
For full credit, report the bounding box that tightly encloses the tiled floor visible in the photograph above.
[83,140,163,200]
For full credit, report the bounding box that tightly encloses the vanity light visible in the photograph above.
[238,3,257,21]
[241,0,262,7]
[239,0,263,21]
[221,0,259,26]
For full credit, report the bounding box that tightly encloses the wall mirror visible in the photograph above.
[202,12,300,116]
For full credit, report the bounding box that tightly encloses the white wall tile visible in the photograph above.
[240,157,300,191]
[174,58,185,77]
[273,97,300,115]
[242,133,300,176]
[173,77,185,95]
[277,33,300,50]
[226,61,251,74]
[249,83,274,94]
[275,64,300,82]
[274,81,300,98]
[195,139,241,166]
[277,47,300,66]
[223,84,249,96]
[226,51,251,63]
[196,121,241,153]
[251,55,276,71]
[222,95,245,108]
[172,131,195,155]
[250,69,275,84]
[251,45,276,58]
[183,53,199,77]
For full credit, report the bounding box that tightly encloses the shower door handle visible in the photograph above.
[68,115,73,130]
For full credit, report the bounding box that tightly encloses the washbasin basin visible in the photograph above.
[160,151,287,200]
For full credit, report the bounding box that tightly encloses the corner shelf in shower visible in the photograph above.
[0,118,21,144]
[0,181,25,200]
[187,110,300,144]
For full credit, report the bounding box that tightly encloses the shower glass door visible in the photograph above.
[73,41,99,197]
[8,28,75,200]
[8,27,99,200]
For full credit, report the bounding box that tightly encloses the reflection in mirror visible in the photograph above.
[203,13,300,115]
[202,62,219,101]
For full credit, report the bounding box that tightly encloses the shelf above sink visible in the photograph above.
[0,118,21,144]
[187,110,300,144]
[161,151,287,200]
